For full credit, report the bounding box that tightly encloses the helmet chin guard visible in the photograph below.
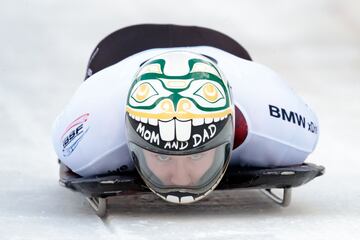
[126,51,234,204]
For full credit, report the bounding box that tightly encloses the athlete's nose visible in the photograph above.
[169,158,192,186]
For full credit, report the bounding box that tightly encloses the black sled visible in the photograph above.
[59,162,324,217]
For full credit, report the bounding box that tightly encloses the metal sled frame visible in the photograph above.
[86,197,107,217]
[261,188,292,207]
[59,163,325,217]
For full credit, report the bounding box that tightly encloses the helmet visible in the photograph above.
[125,51,234,204]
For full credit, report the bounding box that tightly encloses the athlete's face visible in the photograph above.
[143,148,216,186]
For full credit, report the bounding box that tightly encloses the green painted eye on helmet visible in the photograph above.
[125,51,234,204]
[127,56,232,116]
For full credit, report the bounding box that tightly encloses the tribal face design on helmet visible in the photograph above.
[126,51,233,151]
[126,51,234,204]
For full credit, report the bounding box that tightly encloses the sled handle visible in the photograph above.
[261,188,292,207]
[86,197,108,217]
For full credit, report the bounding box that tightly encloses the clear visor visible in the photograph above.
[129,142,230,195]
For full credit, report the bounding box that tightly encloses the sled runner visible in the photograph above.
[59,162,325,217]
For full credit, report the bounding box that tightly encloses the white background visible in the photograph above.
[0,0,359,239]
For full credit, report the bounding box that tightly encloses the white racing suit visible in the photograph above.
[52,45,319,177]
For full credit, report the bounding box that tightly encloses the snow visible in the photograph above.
[1,0,360,239]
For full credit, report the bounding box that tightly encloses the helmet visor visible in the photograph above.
[129,142,230,195]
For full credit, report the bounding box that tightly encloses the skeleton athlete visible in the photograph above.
[52,24,319,203]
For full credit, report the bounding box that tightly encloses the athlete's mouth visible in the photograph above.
[153,169,227,204]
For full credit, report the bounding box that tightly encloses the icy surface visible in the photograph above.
[1,0,360,239]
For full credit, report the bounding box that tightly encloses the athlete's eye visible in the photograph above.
[190,153,203,161]
[156,154,171,162]
[194,83,224,103]
[131,83,158,103]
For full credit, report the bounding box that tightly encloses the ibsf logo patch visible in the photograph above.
[61,113,90,157]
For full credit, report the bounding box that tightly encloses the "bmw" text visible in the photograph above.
[269,105,318,134]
